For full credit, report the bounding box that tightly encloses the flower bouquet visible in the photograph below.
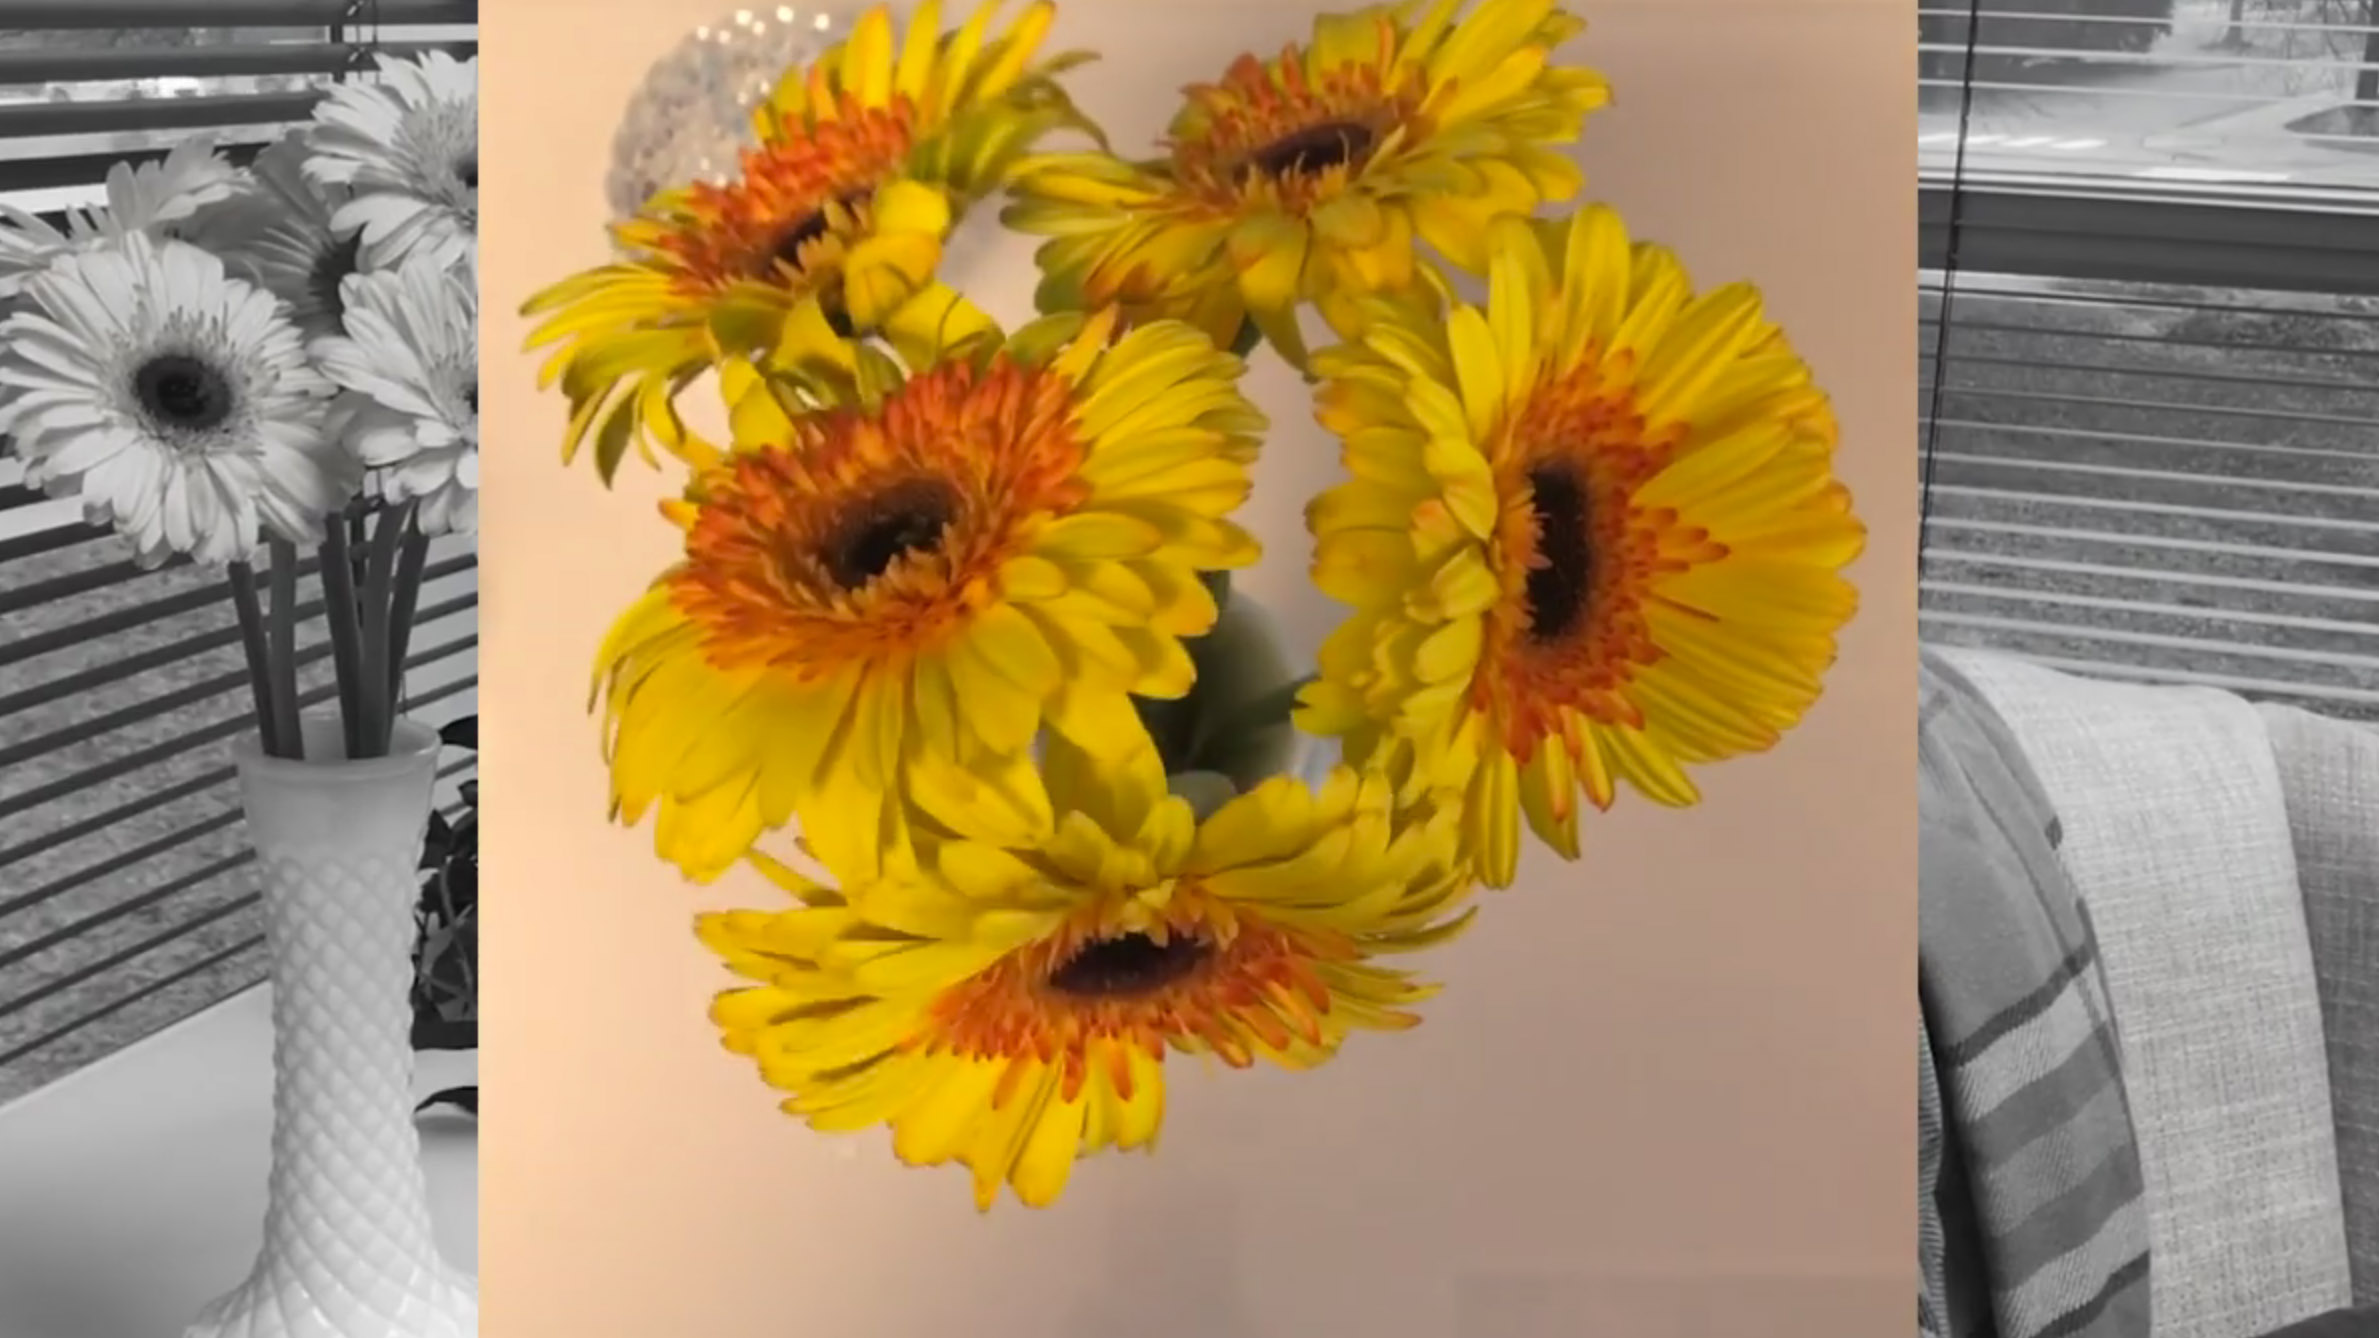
[527,0,1862,1212]
[0,53,479,1338]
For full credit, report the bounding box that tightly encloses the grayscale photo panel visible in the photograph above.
[0,4,479,1336]
[1919,1,2379,1334]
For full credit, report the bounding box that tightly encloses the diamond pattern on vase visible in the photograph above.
[196,728,477,1338]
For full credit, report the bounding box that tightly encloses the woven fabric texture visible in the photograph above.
[2258,705,2379,1309]
[1943,649,2352,1338]
[1920,650,2150,1338]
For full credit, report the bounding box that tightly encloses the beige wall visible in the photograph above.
[477,1,1917,1331]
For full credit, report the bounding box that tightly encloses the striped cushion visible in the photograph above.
[2258,705,2379,1308]
[1943,650,2353,1338]
[1921,650,2150,1338]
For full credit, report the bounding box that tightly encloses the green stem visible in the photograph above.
[266,539,304,760]
[360,501,415,755]
[1189,673,1317,767]
[318,519,372,760]
[1198,569,1232,616]
[224,563,287,759]
[385,526,432,709]
[1130,693,1200,776]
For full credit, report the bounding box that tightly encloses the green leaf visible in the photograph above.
[416,1087,478,1117]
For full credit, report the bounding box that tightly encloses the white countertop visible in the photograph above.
[0,988,477,1338]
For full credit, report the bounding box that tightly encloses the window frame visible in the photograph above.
[1920,178,2379,298]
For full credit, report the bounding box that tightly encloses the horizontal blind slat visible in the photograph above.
[0,934,263,1074]
[1947,650,2379,709]
[0,892,258,1027]
[1922,581,2379,639]
[1922,258,2379,721]
[0,39,461,83]
[0,811,241,922]
[1920,611,2379,673]
[1929,516,2379,570]
[1923,349,2379,397]
[0,754,469,931]
[1927,549,2379,603]
[1,139,270,195]
[1920,189,2379,297]
[0,850,250,975]
[0,616,475,823]
[1930,452,2379,499]
[0,90,325,138]
[0,0,474,26]
[1917,6,2379,37]
[0,763,230,870]
[1921,415,2379,463]
[1926,482,2379,533]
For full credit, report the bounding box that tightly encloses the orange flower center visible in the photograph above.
[654,97,919,302]
[1474,347,1726,757]
[912,893,1352,1103]
[1170,39,1424,211]
[665,356,1089,676]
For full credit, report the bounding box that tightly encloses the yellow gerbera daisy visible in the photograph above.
[593,307,1264,883]
[1003,0,1607,368]
[523,0,1097,481]
[1298,207,1865,888]
[698,728,1473,1210]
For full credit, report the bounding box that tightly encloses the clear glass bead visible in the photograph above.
[603,4,877,229]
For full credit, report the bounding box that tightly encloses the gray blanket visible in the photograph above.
[1918,651,2151,1338]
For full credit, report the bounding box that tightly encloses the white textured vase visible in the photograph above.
[190,713,477,1338]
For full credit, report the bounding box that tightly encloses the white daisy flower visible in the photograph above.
[304,51,477,269]
[0,234,353,568]
[190,135,361,341]
[0,138,239,299]
[314,257,478,537]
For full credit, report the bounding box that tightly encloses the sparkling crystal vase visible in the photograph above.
[188,714,477,1338]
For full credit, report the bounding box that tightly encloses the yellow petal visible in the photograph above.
[1010,1087,1089,1208]
[887,1060,997,1166]
[962,601,1062,696]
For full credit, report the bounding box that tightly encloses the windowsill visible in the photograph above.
[0,985,477,1338]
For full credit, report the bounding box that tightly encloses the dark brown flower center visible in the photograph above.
[773,210,835,270]
[1244,120,1375,181]
[820,294,857,339]
[1523,464,1593,644]
[770,191,871,275]
[818,477,959,590]
[1045,931,1212,999]
[133,353,235,433]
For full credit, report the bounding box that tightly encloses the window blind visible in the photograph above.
[1919,0,2379,723]
[0,2,478,1104]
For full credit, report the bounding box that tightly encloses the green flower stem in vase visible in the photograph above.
[266,540,305,759]
[219,505,437,764]
[1144,591,1310,806]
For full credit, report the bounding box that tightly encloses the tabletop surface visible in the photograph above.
[0,987,477,1338]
